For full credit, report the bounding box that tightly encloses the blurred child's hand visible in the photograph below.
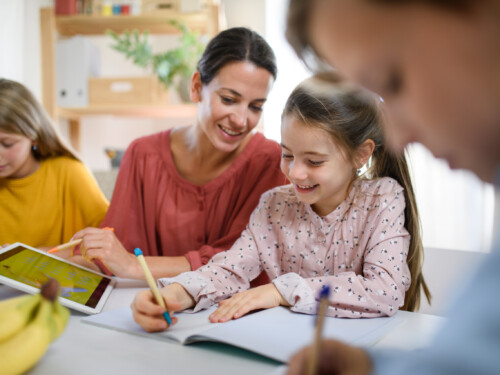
[209,283,290,323]
[130,283,194,332]
[286,339,372,375]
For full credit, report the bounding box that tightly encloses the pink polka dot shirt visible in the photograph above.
[159,177,411,318]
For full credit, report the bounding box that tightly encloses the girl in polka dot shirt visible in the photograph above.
[131,73,431,331]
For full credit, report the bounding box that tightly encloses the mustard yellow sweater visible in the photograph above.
[0,157,109,248]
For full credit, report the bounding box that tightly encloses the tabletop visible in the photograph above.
[0,279,445,375]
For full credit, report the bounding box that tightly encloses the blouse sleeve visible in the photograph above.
[184,149,287,270]
[158,196,271,312]
[272,189,411,318]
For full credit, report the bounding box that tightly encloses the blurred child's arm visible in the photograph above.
[130,283,194,332]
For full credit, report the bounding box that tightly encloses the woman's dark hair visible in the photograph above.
[197,27,277,84]
[283,72,431,312]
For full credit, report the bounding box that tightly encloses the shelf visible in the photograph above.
[57,104,197,120]
[40,6,222,151]
[56,11,217,36]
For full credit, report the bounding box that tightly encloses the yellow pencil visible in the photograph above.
[47,227,114,254]
[307,285,331,375]
[47,239,82,253]
[134,248,172,325]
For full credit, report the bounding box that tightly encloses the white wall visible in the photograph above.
[419,247,486,316]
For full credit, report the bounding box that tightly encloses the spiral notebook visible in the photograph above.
[82,306,405,363]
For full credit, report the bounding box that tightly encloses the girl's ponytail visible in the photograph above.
[372,145,432,311]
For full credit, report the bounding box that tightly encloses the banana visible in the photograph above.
[0,293,42,344]
[0,293,34,312]
[0,279,70,375]
[0,296,56,375]
[51,298,70,340]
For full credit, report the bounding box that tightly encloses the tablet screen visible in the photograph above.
[0,245,111,309]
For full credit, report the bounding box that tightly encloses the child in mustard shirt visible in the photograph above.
[0,79,108,248]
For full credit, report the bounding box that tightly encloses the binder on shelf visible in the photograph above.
[55,36,100,108]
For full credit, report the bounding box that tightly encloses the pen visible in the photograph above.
[134,248,172,325]
[47,227,114,254]
[307,285,331,375]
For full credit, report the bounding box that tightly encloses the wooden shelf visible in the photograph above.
[56,10,218,36]
[57,104,197,120]
[40,6,222,151]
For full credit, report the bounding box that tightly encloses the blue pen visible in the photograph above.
[134,248,172,325]
[308,284,331,375]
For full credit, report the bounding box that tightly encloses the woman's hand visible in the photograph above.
[209,283,290,323]
[130,283,195,332]
[286,339,372,375]
[71,227,139,279]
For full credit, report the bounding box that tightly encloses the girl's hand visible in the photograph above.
[71,227,139,279]
[209,283,290,323]
[130,283,195,332]
[286,339,372,375]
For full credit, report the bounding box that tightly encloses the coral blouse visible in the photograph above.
[101,130,287,270]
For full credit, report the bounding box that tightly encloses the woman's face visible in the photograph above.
[193,61,274,153]
[308,0,500,182]
[0,131,39,179]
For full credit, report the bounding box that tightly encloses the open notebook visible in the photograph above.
[82,306,405,363]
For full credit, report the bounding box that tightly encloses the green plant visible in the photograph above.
[107,20,205,96]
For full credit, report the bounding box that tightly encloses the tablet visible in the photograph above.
[0,242,116,314]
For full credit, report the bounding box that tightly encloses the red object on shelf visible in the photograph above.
[55,0,77,15]
[121,4,131,14]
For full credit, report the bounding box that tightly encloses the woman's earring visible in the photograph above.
[32,144,38,153]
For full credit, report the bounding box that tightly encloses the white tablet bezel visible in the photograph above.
[0,242,116,314]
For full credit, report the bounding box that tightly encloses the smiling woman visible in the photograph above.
[68,27,287,281]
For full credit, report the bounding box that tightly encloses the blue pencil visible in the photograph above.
[308,285,331,375]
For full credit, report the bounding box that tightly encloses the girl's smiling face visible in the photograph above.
[0,131,39,179]
[280,115,355,217]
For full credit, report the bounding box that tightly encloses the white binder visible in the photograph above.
[55,36,100,107]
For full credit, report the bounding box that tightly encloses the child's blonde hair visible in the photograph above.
[0,79,78,161]
[282,72,431,311]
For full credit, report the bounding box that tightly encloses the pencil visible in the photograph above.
[134,248,172,325]
[47,239,82,253]
[47,227,114,254]
[307,285,331,375]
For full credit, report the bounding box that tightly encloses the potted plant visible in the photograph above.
[107,20,206,102]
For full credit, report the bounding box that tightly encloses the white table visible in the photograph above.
[0,280,445,375]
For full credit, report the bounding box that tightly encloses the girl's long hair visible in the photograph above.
[0,79,79,161]
[283,73,431,311]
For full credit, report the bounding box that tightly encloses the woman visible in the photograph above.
[70,27,287,280]
[284,1,500,374]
